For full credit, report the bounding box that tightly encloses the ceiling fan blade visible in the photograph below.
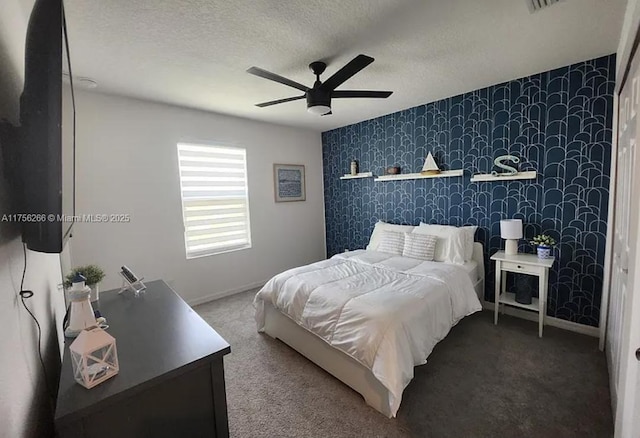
[320,54,374,91]
[255,95,305,108]
[321,111,333,116]
[332,90,393,98]
[247,67,308,92]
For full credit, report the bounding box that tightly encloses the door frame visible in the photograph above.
[600,91,619,351]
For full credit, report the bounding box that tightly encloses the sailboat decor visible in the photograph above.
[421,152,441,175]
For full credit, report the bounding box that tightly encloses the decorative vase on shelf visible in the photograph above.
[350,159,358,176]
[537,245,552,260]
[386,166,400,174]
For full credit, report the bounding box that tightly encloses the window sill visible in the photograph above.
[186,244,252,259]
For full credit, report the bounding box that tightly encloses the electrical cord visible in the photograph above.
[18,243,54,403]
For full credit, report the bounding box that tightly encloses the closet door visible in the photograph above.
[611,36,640,437]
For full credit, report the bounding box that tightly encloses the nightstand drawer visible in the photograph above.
[501,261,542,275]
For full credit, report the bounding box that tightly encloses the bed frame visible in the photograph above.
[262,243,485,417]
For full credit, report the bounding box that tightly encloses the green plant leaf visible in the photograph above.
[64,264,105,288]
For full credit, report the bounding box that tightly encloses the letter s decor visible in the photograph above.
[491,155,520,177]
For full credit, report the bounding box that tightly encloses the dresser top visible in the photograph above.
[55,280,230,426]
[490,250,555,268]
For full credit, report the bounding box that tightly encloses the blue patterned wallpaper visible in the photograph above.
[322,55,615,327]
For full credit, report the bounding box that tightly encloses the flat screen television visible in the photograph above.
[19,0,74,253]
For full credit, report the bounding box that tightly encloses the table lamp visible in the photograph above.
[500,219,523,255]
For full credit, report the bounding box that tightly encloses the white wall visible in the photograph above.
[0,1,67,437]
[69,90,325,304]
[0,0,28,123]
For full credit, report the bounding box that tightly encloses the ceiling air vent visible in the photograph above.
[526,0,564,13]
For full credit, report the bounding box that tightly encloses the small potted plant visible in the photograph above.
[530,234,556,259]
[65,265,105,302]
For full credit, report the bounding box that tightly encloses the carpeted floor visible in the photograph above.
[195,290,612,438]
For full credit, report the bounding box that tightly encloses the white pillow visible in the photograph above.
[413,223,467,265]
[461,226,478,261]
[376,230,405,255]
[367,221,415,251]
[418,223,477,262]
[403,233,437,261]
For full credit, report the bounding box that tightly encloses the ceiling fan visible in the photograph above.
[247,54,393,116]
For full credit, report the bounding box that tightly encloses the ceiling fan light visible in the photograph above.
[307,104,331,115]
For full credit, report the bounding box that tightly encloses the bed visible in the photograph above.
[254,242,485,418]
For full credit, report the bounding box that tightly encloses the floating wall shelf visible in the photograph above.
[374,169,464,182]
[470,171,537,182]
[340,172,374,180]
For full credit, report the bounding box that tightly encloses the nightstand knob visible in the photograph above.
[517,265,522,269]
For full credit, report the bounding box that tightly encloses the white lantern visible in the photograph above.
[70,327,119,389]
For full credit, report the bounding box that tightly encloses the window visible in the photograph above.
[177,143,251,258]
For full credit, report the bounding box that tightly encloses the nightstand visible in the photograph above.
[491,251,555,338]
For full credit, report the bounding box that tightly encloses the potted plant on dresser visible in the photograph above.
[65,265,105,303]
[530,234,556,259]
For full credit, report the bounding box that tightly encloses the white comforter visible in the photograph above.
[254,250,482,416]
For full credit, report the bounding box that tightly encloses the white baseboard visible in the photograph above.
[481,302,600,338]
[187,280,266,307]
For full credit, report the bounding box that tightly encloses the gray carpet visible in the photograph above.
[195,291,612,438]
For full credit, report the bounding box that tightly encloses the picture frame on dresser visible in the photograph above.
[274,163,306,202]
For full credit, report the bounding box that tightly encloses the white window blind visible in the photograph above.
[177,143,251,258]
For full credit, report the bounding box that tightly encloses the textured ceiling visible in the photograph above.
[62,0,626,132]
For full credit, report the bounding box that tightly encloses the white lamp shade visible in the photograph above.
[500,219,523,239]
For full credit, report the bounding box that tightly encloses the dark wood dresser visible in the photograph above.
[55,280,230,438]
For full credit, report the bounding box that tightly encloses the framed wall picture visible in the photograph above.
[274,164,306,202]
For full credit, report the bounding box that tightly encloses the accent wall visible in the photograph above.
[322,54,615,327]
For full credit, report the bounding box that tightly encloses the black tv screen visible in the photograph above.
[19,0,74,253]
